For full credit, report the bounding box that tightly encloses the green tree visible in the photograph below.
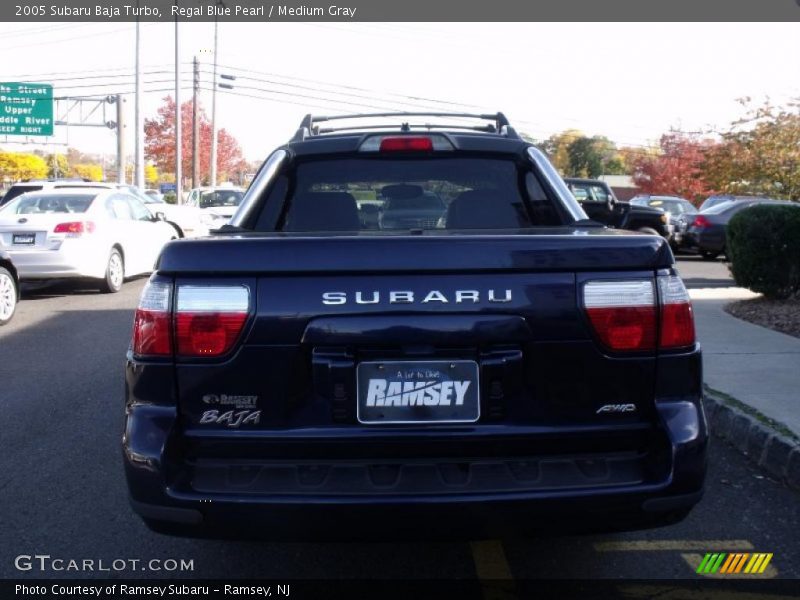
[539,129,584,174]
[566,135,620,178]
[540,130,625,177]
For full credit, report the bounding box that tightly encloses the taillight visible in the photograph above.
[132,281,250,358]
[658,275,695,348]
[583,276,696,352]
[132,279,172,356]
[175,286,249,357]
[584,280,657,351]
[379,136,434,152]
[54,221,95,236]
[692,215,710,229]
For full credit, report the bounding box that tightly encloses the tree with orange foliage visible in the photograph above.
[144,96,247,185]
[630,134,717,205]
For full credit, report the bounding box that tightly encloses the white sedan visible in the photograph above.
[117,185,209,238]
[0,188,177,293]
[185,186,245,229]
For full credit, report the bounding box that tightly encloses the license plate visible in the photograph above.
[357,360,480,424]
[12,233,35,245]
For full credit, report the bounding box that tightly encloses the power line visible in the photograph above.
[1,63,179,81]
[0,23,158,53]
[214,62,478,111]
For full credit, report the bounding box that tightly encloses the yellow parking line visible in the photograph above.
[470,540,517,600]
[470,540,514,580]
[594,539,754,552]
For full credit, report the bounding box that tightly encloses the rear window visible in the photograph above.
[200,190,244,208]
[1,185,43,206]
[256,157,561,232]
[1,193,96,215]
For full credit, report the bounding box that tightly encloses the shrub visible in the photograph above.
[162,192,177,205]
[727,204,800,299]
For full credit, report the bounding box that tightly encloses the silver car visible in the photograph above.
[0,188,177,293]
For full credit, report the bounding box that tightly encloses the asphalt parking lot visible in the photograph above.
[673,254,734,289]
[1,258,797,583]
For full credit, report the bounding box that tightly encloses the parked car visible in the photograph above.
[0,188,177,292]
[117,185,208,238]
[185,186,245,229]
[0,178,101,208]
[682,198,792,260]
[630,195,697,250]
[144,189,164,202]
[378,186,447,230]
[697,194,763,213]
[563,178,671,238]
[124,112,706,539]
[0,251,19,326]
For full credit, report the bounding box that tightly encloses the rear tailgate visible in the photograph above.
[158,231,674,439]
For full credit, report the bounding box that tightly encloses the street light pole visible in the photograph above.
[209,11,219,187]
[192,55,199,189]
[134,1,145,189]
[174,1,182,203]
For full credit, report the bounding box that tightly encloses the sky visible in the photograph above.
[0,22,798,164]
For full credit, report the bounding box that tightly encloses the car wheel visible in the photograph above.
[700,249,720,261]
[99,249,124,293]
[637,227,660,236]
[0,267,18,326]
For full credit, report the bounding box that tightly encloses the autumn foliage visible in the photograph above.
[144,96,247,184]
[630,134,717,204]
[0,152,49,181]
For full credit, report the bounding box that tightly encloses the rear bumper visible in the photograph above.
[5,243,106,280]
[123,397,708,539]
[129,488,704,540]
[684,229,725,253]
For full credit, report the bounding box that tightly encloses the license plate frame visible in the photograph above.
[356,360,480,425]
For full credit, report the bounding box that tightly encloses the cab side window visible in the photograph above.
[588,185,610,203]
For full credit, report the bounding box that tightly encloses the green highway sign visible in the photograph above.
[0,82,54,136]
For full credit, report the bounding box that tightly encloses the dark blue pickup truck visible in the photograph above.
[123,112,707,539]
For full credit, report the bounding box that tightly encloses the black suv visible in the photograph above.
[124,112,706,539]
[564,178,671,238]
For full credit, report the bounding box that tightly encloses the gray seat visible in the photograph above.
[285,192,360,232]
[445,189,523,229]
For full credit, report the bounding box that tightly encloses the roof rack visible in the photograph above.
[292,111,520,142]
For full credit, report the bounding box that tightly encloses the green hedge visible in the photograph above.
[727,203,800,299]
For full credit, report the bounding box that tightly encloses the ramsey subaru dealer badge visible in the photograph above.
[356,360,480,424]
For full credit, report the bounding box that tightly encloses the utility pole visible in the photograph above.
[209,8,220,187]
[174,1,182,203]
[116,94,126,184]
[134,0,145,189]
[192,56,200,189]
